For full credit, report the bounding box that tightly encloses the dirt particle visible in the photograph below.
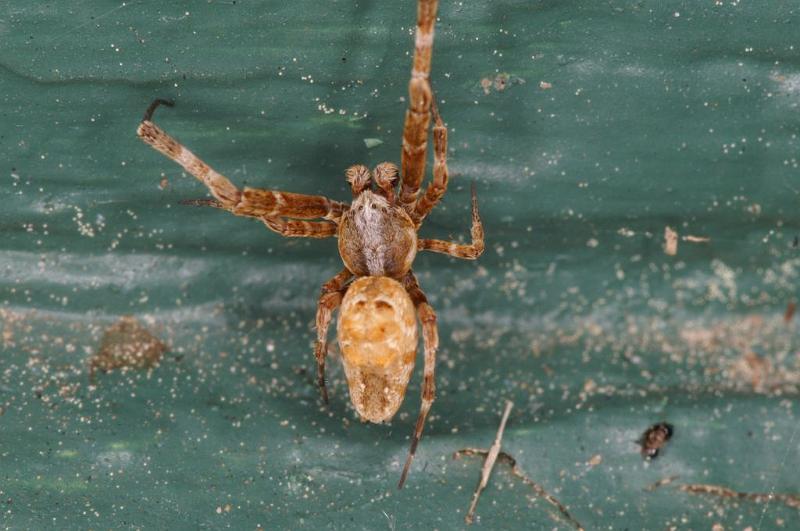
[785,301,796,323]
[89,316,166,381]
[480,73,525,95]
[494,73,509,91]
[663,226,678,256]
[682,234,710,243]
[731,350,771,392]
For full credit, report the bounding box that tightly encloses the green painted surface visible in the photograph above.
[2,1,799,529]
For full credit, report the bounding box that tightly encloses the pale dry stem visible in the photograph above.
[453,401,584,530]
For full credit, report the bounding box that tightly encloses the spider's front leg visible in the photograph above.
[314,268,353,403]
[412,99,449,226]
[180,198,339,238]
[137,99,347,223]
[260,217,338,239]
[399,0,439,212]
[418,183,485,260]
[398,271,438,489]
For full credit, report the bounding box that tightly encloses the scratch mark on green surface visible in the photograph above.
[50,1,140,46]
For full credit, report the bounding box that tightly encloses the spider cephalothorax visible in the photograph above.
[136,0,483,488]
[339,164,418,279]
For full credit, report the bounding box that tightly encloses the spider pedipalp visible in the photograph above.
[345,164,372,196]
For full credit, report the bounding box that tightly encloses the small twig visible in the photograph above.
[499,452,584,530]
[644,475,681,492]
[682,235,710,243]
[454,403,584,530]
[679,483,800,509]
[464,400,513,524]
[453,449,584,529]
[648,479,800,510]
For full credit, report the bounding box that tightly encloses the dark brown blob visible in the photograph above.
[639,422,674,460]
[785,301,796,324]
[89,316,166,382]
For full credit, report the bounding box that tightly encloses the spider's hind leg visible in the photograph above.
[398,271,438,489]
[314,269,353,403]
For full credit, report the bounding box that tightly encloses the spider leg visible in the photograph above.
[417,183,484,259]
[399,0,439,212]
[261,217,338,239]
[398,271,438,489]
[137,100,347,221]
[180,198,339,238]
[314,268,353,403]
[411,99,448,226]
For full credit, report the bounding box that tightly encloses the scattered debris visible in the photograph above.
[663,227,711,255]
[664,226,678,256]
[159,177,169,190]
[539,81,552,90]
[89,316,166,382]
[363,138,383,149]
[0,309,24,348]
[730,350,771,392]
[587,454,603,467]
[644,475,681,492]
[682,235,710,243]
[454,401,583,530]
[679,483,800,509]
[746,203,762,216]
[215,503,233,514]
[638,422,674,459]
[793,235,798,248]
[649,476,800,509]
[785,301,796,323]
[480,73,526,95]
[494,73,510,92]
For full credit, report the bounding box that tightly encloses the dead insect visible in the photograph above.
[639,422,674,459]
[136,0,483,488]
[793,235,799,248]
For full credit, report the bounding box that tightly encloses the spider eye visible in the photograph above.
[373,162,399,188]
[345,164,371,194]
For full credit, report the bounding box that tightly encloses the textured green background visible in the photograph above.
[2,0,799,529]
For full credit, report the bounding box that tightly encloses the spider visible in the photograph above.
[136,0,483,488]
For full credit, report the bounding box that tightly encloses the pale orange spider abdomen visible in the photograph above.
[337,276,418,423]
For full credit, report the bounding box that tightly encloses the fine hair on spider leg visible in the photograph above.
[135,0,484,489]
